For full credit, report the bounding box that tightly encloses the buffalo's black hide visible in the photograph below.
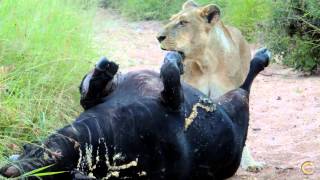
[0,49,270,180]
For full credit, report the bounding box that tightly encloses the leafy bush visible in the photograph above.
[265,0,320,72]
[102,0,271,41]
[222,0,272,41]
[0,0,97,163]
[104,0,184,20]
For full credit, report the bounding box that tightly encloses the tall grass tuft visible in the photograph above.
[0,0,98,166]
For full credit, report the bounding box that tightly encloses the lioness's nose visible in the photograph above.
[157,35,167,43]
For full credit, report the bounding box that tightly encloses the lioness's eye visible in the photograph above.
[178,20,189,26]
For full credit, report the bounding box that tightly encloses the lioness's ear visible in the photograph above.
[200,4,220,23]
[183,0,198,10]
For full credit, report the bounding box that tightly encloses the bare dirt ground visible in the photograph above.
[94,8,320,179]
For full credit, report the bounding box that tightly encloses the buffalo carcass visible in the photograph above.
[0,49,270,180]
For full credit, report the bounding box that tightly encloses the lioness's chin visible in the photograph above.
[159,43,185,59]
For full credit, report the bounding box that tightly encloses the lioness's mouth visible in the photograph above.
[169,51,185,60]
[177,51,185,59]
[160,46,167,51]
[160,44,185,60]
[162,49,185,60]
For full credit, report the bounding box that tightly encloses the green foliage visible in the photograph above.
[222,0,272,41]
[103,0,230,20]
[103,0,272,41]
[106,0,183,20]
[265,0,320,72]
[0,0,97,165]
[20,164,67,179]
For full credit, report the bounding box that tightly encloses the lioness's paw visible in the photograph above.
[240,146,265,172]
[244,161,265,173]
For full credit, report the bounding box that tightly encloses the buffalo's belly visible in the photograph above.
[105,99,191,179]
[185,110,241,178]
[111,100,242,179]
[74,71,242,179]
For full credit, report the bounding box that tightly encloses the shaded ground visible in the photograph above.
[94,8,320,179]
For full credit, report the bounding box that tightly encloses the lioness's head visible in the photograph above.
[157,0,221,58]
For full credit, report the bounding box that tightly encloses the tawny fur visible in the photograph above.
[158,0,251,98]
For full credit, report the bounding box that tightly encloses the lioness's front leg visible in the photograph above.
[240,146,265,172]
[79,57,119,110]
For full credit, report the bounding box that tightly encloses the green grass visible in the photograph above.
[0,0,98,169]
[222,0,272,41]
[17,164,67,179]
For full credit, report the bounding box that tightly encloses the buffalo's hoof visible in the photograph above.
[164,52,184,75]
[253,48,271,67]
[95,57,119,77]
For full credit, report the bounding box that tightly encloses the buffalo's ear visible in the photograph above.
[182,0,198,10]
[200,4,221,23]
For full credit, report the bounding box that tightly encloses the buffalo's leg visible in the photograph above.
[240,48,270,93]
[240,48,270,172]
[160,52,184,111]
[80,57,119,110]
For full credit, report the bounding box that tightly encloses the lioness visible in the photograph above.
[157,0,263,171]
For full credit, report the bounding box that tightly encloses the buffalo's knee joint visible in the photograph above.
[79,57,119,109]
